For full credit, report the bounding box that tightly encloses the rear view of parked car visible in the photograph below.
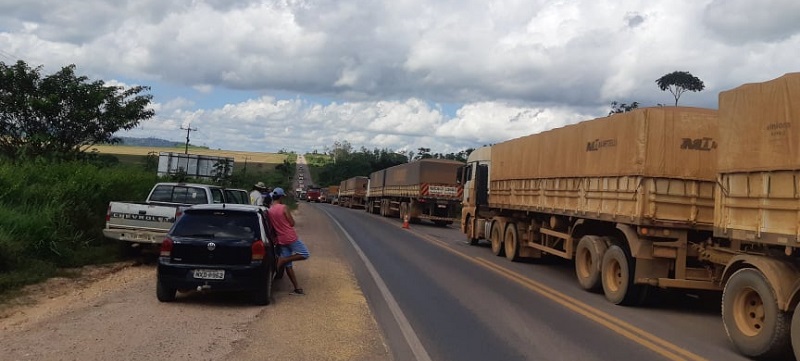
[156,204,277,305]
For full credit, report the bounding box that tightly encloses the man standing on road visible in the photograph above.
[250,182,267,206]
[268,187,310,295]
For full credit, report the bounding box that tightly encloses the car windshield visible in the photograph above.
[171,210,259,240]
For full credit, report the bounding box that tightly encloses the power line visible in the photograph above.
[0,49,18,62]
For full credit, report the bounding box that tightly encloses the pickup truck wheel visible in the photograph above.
[722,268,792,359]
[253,266,274,306]
[490,221,505,257]
[575,236,608,292]
[156,279,177,302]
[601,244,647,306]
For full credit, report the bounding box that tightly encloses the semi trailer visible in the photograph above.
[338,176,369,208]
[459,74,800,360]
[366,159,464,226]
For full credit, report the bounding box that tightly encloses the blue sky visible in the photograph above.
[1,0,799,154]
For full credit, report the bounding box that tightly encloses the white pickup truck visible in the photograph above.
[103,182,250,245]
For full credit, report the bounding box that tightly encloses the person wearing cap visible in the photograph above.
[250,182,267,206]
[267,187,310,295]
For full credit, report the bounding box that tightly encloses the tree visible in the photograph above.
[413,147,432,160]
[655,71,705,106]
[0,60,154,160]
[608,101,640,115]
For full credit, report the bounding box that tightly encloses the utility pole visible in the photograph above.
[180,126,197,154]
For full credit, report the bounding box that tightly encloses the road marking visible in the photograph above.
[322,209,433,361]
[403,225,708,361]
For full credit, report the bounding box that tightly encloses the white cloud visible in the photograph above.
[1,0,799,155]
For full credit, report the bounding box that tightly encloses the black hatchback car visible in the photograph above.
[156,204,277,305]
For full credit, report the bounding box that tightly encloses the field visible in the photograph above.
[92,145,289,172]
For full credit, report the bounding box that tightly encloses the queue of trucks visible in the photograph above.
[458,73,800,360]
[100,72,800,360]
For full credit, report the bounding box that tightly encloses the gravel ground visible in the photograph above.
[0,203,391,361]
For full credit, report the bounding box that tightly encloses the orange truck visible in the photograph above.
[458,73,800,360]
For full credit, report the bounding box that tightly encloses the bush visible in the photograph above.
[0,159,156,294]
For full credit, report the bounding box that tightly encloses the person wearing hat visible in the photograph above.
[267,187,310,295]
[250,181,267,206]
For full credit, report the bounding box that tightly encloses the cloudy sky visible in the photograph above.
[1,0,799,155]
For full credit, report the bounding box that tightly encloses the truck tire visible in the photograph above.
[575,236,608,292]
[400,202,408,221]
[722,268,792,359]
[465,216,479,246]
[792,303,800,361]
[252,266,274,306]
[601,244,647,306]
[504,223,521,262]
[156,279,177,302]
[490,221,505,257]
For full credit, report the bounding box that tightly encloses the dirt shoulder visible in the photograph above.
[0,203,391,361]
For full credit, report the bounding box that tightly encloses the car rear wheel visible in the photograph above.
[253,266,274,306]
[156,279,177,302]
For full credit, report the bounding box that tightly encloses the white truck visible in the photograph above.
[103,182,249,246]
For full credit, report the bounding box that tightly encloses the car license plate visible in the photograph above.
[193,269,224,280]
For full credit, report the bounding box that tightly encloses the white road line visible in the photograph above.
[322,209,433,361]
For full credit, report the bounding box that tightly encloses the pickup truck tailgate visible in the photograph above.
[106,202,179,232]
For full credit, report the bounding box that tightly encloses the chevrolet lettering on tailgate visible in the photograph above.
[110,212,174,223]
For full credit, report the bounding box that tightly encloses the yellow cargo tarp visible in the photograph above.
[490,107,718,227]
[718,72,800,172]
[492,107,719,181]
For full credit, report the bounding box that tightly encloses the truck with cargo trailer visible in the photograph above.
[338,176,369,208]
[459,74,800,360]
[366,159,464,226]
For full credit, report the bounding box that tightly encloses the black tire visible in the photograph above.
[722,268,792,359]
[490,221,505,257]
[466,216,479,246]
[792,303,800,361]
[504,223,521,262]
[433,220,448,227]
[575,235,608,292]
[156,278,177,302]
[252,266,274,306]
[601,244,647,306]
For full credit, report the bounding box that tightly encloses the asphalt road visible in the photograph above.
[315,202,753,361]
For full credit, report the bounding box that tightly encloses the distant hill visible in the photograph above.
[115,137,183,147]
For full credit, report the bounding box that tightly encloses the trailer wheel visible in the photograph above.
[465,216,479,246]
[504,223,521,262]
[722,268,792,359]
[575,235,607,292]
[601,244,647,306]
[490,221,505,257]
[792,303,800,361]
[399,202,407,220]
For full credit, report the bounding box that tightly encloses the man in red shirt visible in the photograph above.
[268,188,310,295]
